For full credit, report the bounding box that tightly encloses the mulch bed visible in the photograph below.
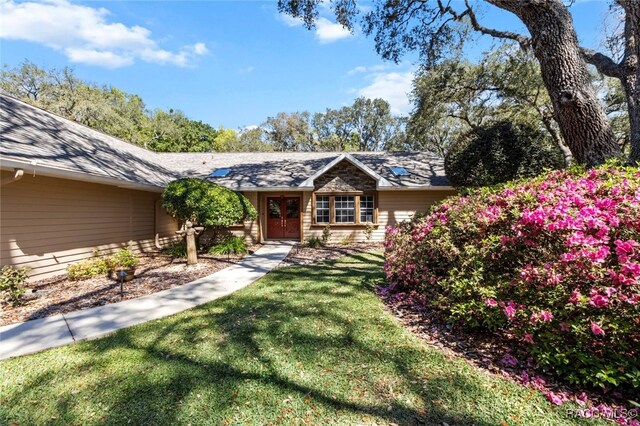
[279,242,382,267]
[379,291,637,418]
[0,248,260,327]
[1,243,383,327]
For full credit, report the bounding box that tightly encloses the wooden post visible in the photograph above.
[176,221,204,265]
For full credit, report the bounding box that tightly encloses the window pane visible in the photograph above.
[360,195,375,223]
[315,195,329,224]
[286,198,299,218]
[335,195,355,223]
[268,199,281,219]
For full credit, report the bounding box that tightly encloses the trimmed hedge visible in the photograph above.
[162,178,257,227]
[384,165,640,391]
[444,121,566,187]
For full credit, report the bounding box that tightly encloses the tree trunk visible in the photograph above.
[621,0,640,163]
[488,0,620,166]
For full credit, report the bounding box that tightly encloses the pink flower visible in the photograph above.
[538,310,553,322]
[590,322,605,336]
[589,294,609,308]
[531,310,553,323]
[546,391,565,406]
[523,333,534,344]
[575,392,589,407]
[500,353,518,367]
[503,304,517,321]
[568,290,581,305]
[559,322,570,332]
[615,239,638,261]
[485,298,498,307]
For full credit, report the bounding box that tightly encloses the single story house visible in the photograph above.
[1,94,456,280]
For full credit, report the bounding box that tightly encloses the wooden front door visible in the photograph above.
[266,196,300,240]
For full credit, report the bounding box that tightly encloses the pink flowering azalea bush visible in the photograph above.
[384,165,640,391]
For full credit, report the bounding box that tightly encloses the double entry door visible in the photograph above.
[266,196,300,240]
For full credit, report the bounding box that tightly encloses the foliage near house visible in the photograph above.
[444,120,566,187]
[162,178,257,229]
[384,165,640,391]
[208,236,248,255]
[67,258,112,281]
[0,265,29,306]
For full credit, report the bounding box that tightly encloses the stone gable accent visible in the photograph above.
[314,160,376,192]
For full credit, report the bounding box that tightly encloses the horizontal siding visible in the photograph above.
[1,171,179,281]
[302,190,456,243]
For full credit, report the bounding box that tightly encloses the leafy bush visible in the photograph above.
[363,223,375,241]
[444,120,566,187]
[209,236,248,256]
[110,248,138,269]
[162,178,257,228]
[340,234,355,245]
[384,165,640,391]
[306,236,323,248]
[67,257,112,281]
[0,265,29,305]
[164,241,187,258]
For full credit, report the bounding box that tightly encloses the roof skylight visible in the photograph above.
[210,168,231,178]
[389,166,410,176]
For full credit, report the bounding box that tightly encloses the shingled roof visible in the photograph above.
[159,151,449,190]
[1,94,450,191]
[0,94,177,191]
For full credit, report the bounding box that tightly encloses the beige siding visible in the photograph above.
[1,171,178,281]
[228,191,260,244]
[302,189,457,243]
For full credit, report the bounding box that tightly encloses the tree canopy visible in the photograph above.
[162,178,257,228]
[444,120,566,188]
[279,0,639,165]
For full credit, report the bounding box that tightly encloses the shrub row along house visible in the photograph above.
[1,94,455,280]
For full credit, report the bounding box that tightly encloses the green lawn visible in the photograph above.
[1,252,602,425]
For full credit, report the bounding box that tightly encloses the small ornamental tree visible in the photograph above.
[162,178,257,263]
[445,121,566,187]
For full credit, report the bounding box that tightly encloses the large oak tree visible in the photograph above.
[279,0,637,165]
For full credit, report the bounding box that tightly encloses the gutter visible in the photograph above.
[0,168,24,186]
[0,157,165,193]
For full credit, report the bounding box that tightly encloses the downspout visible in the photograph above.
[0,168,24,186]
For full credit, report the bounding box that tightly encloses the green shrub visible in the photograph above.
[67,257,112,281]
[162,178,257,228]
[209,236,248,256]
[444,120,566,187]
[165,241,187,258]
[306,236,323,248]
[363,223,375,241]
[110,248,138,269]
[0,265,29,305]
[340,234,355,246]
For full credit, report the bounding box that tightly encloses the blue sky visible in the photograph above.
[0,0,612,129]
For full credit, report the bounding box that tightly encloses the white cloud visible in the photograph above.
[358,71,415,115]
[65,48,133,68]
[315,17,352,43]
[238,66,255,74]
[0,0,208,68]
[346,64,388,76]
[279,14,304,27]
[193,42,209,56]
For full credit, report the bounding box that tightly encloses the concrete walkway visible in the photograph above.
[0,243,294,360]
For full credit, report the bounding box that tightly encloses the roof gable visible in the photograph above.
[299,153,392,190]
